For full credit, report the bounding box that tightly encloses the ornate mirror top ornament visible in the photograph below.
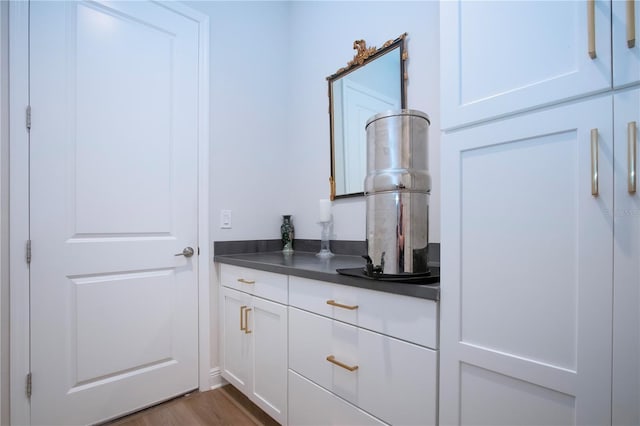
[348,39,378,66]
[328,33,407,80]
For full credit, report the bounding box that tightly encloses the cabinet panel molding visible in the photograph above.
[441,0,612,129]
[460,363,576,426]
[440,97,614,426]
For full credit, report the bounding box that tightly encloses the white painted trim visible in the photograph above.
[9,2,30,425]
[194,7,211,396]
[160,1,211,394]
[9,1,211,423]
[209,367,226,390]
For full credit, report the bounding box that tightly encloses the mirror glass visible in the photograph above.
[328,34,407,199]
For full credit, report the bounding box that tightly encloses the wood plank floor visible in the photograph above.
[103,385,280,426]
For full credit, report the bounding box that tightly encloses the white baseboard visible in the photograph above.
[209,367,227,390]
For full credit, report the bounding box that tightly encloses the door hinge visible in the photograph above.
[26,372,32,398]
[26,240,31,264]
[26,105,31,131]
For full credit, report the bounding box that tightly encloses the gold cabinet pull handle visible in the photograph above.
[629,121,637,194]
[326,299,358,310]
[243,308,252,334]
[591,128,599,196]
[237,278,255,284]
[588,0,597,59]
[628,0,636,48]
[240,305,247,331]
[326,355,359,372]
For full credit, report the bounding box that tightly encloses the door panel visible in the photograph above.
[221,287,251,392]
[440,96,613,425]
[74,2,174,234]
[440,0,612,129]
[460,130,579,369]
[251,297,287,424]
[29,1,200,424]
[73,270,174,382]
[460,364,576,426]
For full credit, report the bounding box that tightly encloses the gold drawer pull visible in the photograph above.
[628,0,636,48]
[243,307,252,334]
[240,305,247,331]
[237,278,255,284]
[588,0,596,59]
[326,299,358,310]
[591,128,599,196]
[326,355,359,372]
[629,121,637,194]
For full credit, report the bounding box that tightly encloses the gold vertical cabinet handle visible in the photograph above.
[326,355,359,372]
[588,0,597,59]
[240,305,247,331]
[243,308,252,334]
[237,278,255,284]
[628,0,636,48]
[326,300,359,310]
[591,128,599,196]
[629,121,637,194]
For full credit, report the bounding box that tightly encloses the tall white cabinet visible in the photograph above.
[440,1,639,425]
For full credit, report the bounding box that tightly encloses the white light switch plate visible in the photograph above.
[220,210,232,229]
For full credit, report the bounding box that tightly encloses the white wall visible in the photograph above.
[188,0,440,244]
[185,1,291,245]
[287,1,440,242]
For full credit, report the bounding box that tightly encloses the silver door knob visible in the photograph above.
[175,247,195,258]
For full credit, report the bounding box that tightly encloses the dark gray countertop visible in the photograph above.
[214,251,439,301]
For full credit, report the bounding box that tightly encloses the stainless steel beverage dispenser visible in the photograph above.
[364,109,431,277]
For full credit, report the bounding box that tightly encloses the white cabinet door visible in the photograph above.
[613,88,640,426]
[440,96,613,425]
[250,297,288,425]
[288,370,387,426]
[220,284,287,424]
[613,0,640,87]
[221,287,251,393]
[440,0,612,130]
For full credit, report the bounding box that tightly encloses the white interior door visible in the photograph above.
[29,1,200,424]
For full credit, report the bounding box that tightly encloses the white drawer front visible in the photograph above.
[289,307,437,426]
[288,370,387,426]
[219,264,287,304]
[289,275,438,348]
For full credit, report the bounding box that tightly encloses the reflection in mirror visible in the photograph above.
[328,33,407,199]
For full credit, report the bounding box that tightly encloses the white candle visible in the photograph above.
[319,199,332,222]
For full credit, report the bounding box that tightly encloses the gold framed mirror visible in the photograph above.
[328,33,408,200]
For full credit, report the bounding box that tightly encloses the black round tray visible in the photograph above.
[336,267,440,284]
